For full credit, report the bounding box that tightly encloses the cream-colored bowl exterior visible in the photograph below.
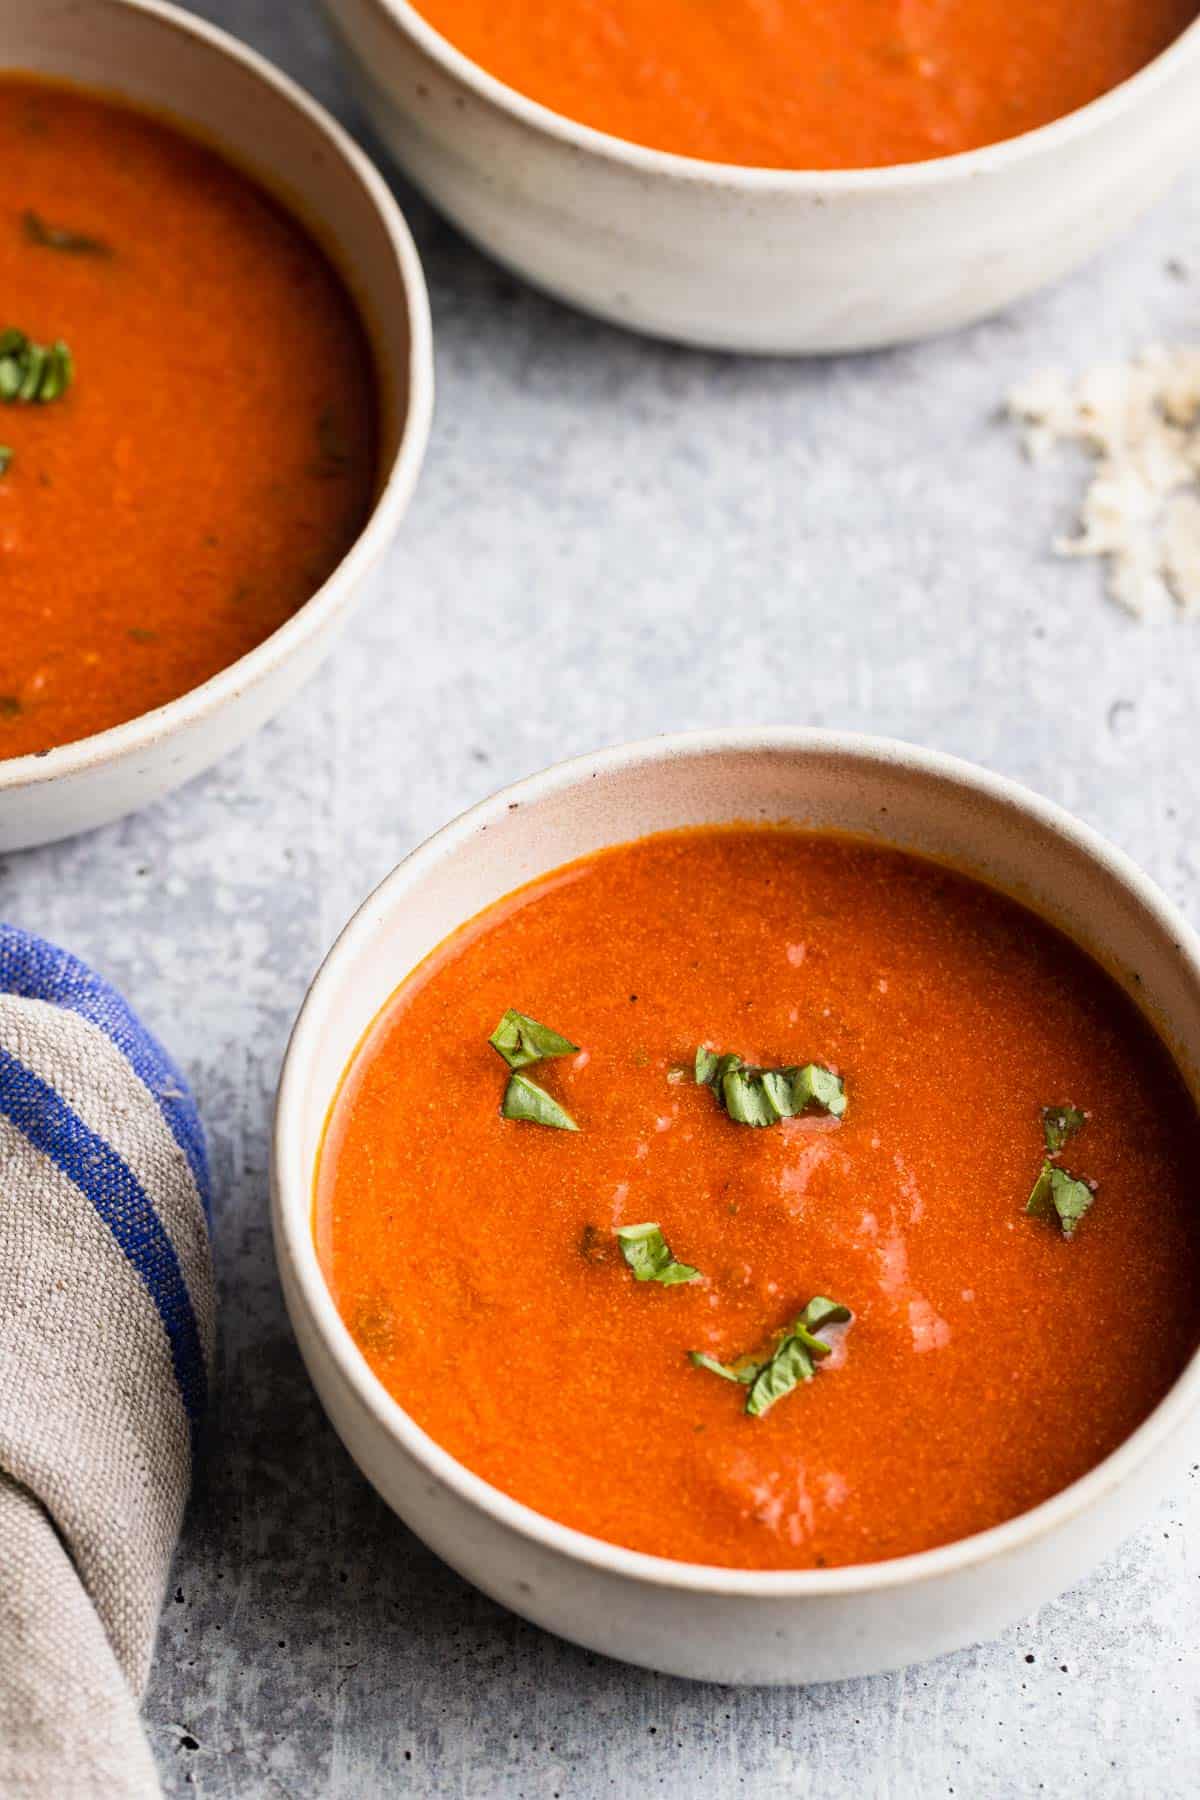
[272,730,1200,1684]
[0,0,433,851]
[323,0,1200,354]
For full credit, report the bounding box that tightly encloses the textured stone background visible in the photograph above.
[5,2,1200,1793]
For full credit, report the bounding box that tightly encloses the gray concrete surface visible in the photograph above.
[6,2,1200,1793]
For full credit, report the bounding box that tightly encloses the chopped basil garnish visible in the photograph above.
[500,1071,578,1131]
[790,1064,846,1117]
[0,445,9,475]
[688,1351,759,1385]
[798,1296,852,1339]
[1027,1161,1095,1238]
[691,1296,851,1417]
[1041,1104,1085,1154]
[746,1334,819,1418]
[1028,1102,1094,1234]
[726,1068,782,1127]
[694,1046,846,1126]
[0,329,72,404]
[694,1047,748,1094]
[615,1222,700,1286]
[22,210,112,256]
[489,1007,578,1070]
[491,1009,579,1129]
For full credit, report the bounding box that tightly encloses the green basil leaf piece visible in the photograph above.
[688,1351,758,1385]
[489,1007,579,1070]
[760,1069,795,1115]
[0,329,73,406]
[694,1049,743,1105]
[799,1296,852,1335]
[500,1072,578,1131]
[722,1067,782,1127]
[615,1222,700,1286]
[746,1336,816,1417]
[22,210,112,256]
[1048,1171,1095,1238]
[1026,1162,1055,1219]
[790,1063,847,1118]
[1026,1160,1095,1238]
[0,446,10,475]
[1041,1104,1086,1154]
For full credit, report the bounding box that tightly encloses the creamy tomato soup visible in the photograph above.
[316,829,1200,1571]
[410,0,1198,170]
[0,78,375,758]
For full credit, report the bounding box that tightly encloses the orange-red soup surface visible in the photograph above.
[411,0,1198,169]
[0,78,375,758]
[317,829,1200,1571]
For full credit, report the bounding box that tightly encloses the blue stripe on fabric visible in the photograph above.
[0,924,210,1221]
[0,1047,207,1446]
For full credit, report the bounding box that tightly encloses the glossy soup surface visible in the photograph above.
[317,829,1200,1571]
[0,79,375,758]
[411,0,1198,169]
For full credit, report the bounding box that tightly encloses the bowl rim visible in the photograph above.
[273,726,1200,1599]
[352,0,1200,189]
[0,0,434,796]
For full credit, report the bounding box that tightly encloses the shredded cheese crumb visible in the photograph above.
[1008,347,1200,618]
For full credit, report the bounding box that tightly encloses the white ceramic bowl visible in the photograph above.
[0,0,433,852]
[323,0,1200,354]
[272,729,1200,1684]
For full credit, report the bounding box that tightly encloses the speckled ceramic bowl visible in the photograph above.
[322,0,1200,352]
[272,729,1200,1684]
[0,0,433,851]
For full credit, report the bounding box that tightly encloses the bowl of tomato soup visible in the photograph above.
[273,730,1200,1684]
[323,0,1200,351]
[0,0,433,849]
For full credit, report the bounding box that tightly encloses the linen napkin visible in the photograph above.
[0,925,215,1799]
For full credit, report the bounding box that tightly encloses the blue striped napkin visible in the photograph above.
[0,924,215,1799]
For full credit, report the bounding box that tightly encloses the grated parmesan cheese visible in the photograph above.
[1007,347,1200,618]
